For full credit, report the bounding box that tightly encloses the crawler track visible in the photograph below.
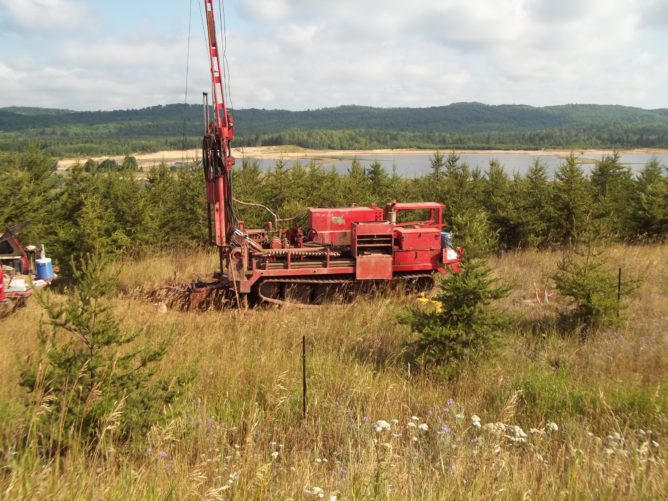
[147,273,435,311]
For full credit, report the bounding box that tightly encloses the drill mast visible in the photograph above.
[203,0,235,257]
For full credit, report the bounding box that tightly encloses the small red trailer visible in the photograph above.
[0,222,34,317]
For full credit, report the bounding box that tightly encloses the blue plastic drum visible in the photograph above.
[36,258,54,280]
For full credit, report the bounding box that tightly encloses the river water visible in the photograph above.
[245,152,668,178]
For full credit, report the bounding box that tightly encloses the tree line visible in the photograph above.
[3,102,668,156]
[0,145,665,278]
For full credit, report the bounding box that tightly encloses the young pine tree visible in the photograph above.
[551,226,638,339]
[551,154,592,245]
[20,253,189,452]
[629,158,667,239]
[404,211,509,378]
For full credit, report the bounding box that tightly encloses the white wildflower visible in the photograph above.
[484,422,506,435]
[304,486,325,498]
[418,423,429,432]
[471,415,481,429]
[391,419,399,425]
[411,416,420,421]
[271,451,279,460]
[227,471,239,485]
[529,428,544,435]
[329,496,338,501]
[604,448,615,456]
[506,425,528,444]
[407,421,417,428]
[651,440,659,449]
[607,432,622,444]
[546,422,558,433]
[455,413,465,420]
[374,420,391,433]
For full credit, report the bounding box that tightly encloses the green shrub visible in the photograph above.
[450,208,498,259]
[551,242,637,338]
[19,252,189,453]
[404,257,510,378]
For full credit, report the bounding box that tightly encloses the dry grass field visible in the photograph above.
[0,245,666,499]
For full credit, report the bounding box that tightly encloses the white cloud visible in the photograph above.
[0,0,94,33]
[0,0,665,110]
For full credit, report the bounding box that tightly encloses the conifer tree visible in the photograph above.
[404,213,509,377]
[20,253,188,451]
[482,160,517,250]
[518,159,553,247]
[629,158,667,239]
[367,161,391,203]
[551,224,638,339]
[590,153,634,238]
[0,145,59,246]
[551,154,592,245]
[343,158,370,206]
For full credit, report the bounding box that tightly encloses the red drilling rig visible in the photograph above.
[188,0,460,307]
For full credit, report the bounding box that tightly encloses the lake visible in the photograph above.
[244,151,668,178]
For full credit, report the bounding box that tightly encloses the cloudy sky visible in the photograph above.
[0,0,666,111]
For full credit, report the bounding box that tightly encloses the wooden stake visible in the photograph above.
[302,335,307,420]
[617,267,622,317]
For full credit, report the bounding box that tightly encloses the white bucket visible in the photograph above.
[8,278,27,292]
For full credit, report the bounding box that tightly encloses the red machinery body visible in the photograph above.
[199,1,460,304]
[0,228,33,317]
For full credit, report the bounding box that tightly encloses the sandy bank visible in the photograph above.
[56,146,668,170]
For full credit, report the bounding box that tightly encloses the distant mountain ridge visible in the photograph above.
[2,102,668,135]
[1,102,667,155]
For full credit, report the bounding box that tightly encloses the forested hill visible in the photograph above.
[2,102,668,155]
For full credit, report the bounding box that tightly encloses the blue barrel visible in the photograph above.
[36,258,54,280]
[440,231,453,249]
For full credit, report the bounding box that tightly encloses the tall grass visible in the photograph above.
[0,244,666,499]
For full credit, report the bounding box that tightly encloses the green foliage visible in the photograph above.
[0,144,59,246]
[551,239,637,338]
[517,160,553,247]
[404,258,510,378]
[145,164,208,247]
[19,253,188,452]
[1,144,666,281]
[4,103,668,155]
[590,153,634,238]
[510,366,667,429]
[450,208,498,259]
[630,158,668,239]
[551,154,592,245]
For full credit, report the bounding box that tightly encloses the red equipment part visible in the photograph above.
[0,269,32,318]
[203,0,235,251]
[199,2,460,305]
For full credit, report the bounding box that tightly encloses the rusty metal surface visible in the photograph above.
[355,254,393,280]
